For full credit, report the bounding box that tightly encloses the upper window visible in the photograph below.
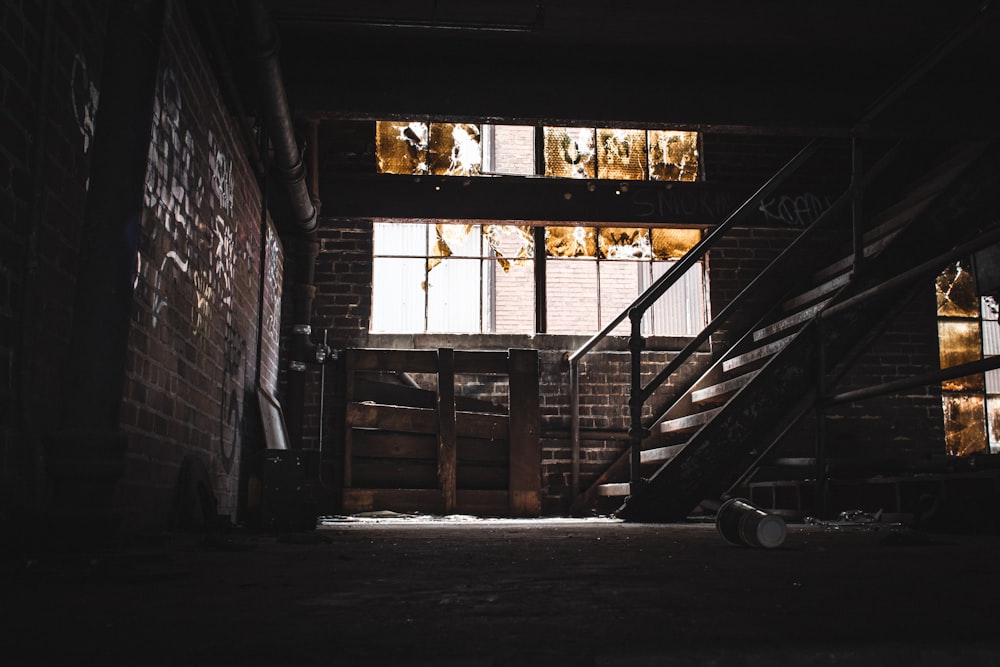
[375,121,701,182]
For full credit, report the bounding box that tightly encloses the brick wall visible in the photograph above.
[308,213,947,515]
[121,1,278,528]
[1,0,111,513]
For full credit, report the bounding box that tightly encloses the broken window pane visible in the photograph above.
[483,225,533,271]
[651,228,702,259]
[597,129,647,181]
[428,123,482,176]
[936,260,979,317]
[546,226,596,258]
[942,393,988,456]
[648,130,699,182]
[483,125,535,175]
[428,223,478,271]
[376,121,428,174]
[938,320,985,391]
[599,228,651,259]
[544,127,595,179]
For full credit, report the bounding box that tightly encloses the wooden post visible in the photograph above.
[437,348,457,514]
[508,348,540,517]
[343,349,355,488]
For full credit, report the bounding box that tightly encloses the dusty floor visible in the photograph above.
[3,515,1000,666]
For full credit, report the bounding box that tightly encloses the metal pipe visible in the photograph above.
[569,361,580,501]
[247,0,318,233]
[828,355,1000,406]
[821,224,1000,320]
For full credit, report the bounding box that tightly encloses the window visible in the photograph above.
[936,260,997,455]
[370,119,706,337]
[371,222,707,336]
[375,121,701,182]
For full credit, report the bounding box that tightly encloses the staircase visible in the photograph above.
[572,140,1000,522]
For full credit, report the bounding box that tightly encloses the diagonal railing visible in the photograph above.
[566,0,995,504]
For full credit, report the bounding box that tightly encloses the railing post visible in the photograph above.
[628,308,646,490]
[814,323,828,518]
[569,358,580,502]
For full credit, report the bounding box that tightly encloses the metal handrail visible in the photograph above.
[566,139,822,499]
[565,0,995,504]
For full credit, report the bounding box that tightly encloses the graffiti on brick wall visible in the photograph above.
[758,192,832,227]
[209,130,234,214]
[71,53,100,155]
[137,64,256,472]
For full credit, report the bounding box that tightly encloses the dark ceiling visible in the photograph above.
[198,0,1000,138]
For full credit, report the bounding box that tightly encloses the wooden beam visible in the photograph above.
[438,348,457,514]
[507,349,541,517]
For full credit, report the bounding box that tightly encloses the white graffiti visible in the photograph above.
[70,53,100,155]
[759,192,832,227]
[209,130,235,214]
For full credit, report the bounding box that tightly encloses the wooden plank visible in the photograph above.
[346,403,437,433]
[351,461,439,489]
[455,490,509,517]
[342,488,445,515]
[454,350,510,374]
[351,430,437,459]
[507,349,541,517]
[346,348,438,373]
[456,463,508,490]
[457,437,509,464]
[438,348,457,514]
[353,377,436,409]
[455,411,509,439]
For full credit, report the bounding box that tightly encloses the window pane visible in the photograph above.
[427,258,482,333]
[376,121,428,174]
[649,260,708,336]
[599,261,640,335]
[374,222,426,257]
[494,258,535,333]
[546,226,596,258]
[547,258,598,334]
[488,125,535,176]
[371,257,426,332]
[428,123,482,176]
[597,128,647,180]
[648,130,699,182]
[652,228,702,259]
[938,320,985,391]
[599,228,651,259]
[936,261,979,317]
[942,393,988,456]
[544,127,595,179]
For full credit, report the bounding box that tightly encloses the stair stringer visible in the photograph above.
[617,141,1000,522]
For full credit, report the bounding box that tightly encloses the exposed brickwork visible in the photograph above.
[1,0,111,510]
[121,2,278,528]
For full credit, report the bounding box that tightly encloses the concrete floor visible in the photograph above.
[3,515,1000,666]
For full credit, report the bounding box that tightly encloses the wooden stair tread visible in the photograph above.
[722,334,795,372]
[752,298,832,342]
[690,370,759,404]
[641,443,686,464]
[659,407,721,433]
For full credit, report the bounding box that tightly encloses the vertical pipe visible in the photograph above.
[534,226,546,333]
[569,360,580,502]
